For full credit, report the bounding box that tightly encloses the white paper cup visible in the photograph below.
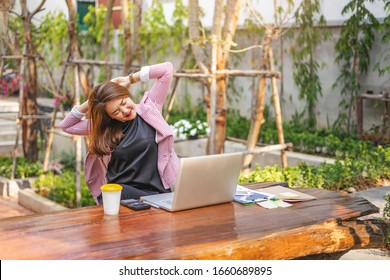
[100,184,123,215]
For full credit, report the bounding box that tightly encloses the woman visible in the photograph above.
[60,62,180,204]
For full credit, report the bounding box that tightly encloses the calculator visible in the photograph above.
[120,199,151,211]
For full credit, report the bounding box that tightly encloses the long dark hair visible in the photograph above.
[87,81,131,156]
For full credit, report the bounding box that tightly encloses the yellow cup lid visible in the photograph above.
[100,184,123,192]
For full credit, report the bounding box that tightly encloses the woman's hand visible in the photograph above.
[110,76,131,88]
[111,72,140,87]
[78,100,89,113]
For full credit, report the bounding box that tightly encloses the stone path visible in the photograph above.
[340,186,390,260]
[0,195,34,219]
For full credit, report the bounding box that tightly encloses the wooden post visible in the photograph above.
[42,48,71,172]
[73,63,82,207]
[356,93,363,135]
[208,35,217,155]
[382,96,389,135]
[164,75,181,121]
[0,54,4,76]
[11,45,26,180]
[269,47,287,168]
[242,37,270,174]
[243,143,292,155]
[42,103,59,172]
[164,44,191,121]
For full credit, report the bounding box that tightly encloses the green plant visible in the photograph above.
[239,144,390,192]
[171,0,189,53]
[226,109,251,139]
[139,0,170,60]
[35,11,68,69]
[80,4,115,81]
[0,157,42,179]
[34,170,95,208]
[384,194,390,220]
[333,0,380,133]
[290,0,332,129]
[136,0,188,63]
[57,151,76,170]
[166,93,207,125]
[384,194,390,248]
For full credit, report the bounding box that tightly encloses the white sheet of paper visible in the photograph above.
[257,200,278,209]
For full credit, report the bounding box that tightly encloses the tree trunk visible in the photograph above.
[20,0,43,162]
[217,0,242,153]
[211,0,224,39]
[121,0,132,75]
[66,0,89,97]
[208,0,224,154]
[102,0,114,80]
[213,0,242,154]
[65,0,89,206]
[133,0,142,65]
[250,32,262,118]
[188,0,242,154]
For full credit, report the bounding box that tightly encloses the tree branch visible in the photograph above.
[30,0,46,18]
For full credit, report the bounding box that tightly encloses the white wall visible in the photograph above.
[12,0,69,22]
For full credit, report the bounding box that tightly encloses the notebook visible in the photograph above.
[257,185,317,202]
[140,152,243,211]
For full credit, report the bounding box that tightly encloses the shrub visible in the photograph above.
[34,170,95,208]
[226,109,251,139]
[384,194,390,249]
[239,145,390,191]
[57,151,76,170]
[0,157,42,178]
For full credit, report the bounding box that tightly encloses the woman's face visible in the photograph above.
[105,96,137,122]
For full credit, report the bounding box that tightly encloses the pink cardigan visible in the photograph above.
[59,62,180,204]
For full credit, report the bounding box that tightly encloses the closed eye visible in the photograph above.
[112,99,125,116]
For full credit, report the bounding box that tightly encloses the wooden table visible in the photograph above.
[0,183,387,260]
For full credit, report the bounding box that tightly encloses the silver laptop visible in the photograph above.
[140,152,243,211]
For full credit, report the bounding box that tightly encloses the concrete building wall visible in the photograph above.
[169,25,390,131]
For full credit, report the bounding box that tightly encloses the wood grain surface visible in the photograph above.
[0,184,385,260]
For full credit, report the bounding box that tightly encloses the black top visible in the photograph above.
[106,114,168,195]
